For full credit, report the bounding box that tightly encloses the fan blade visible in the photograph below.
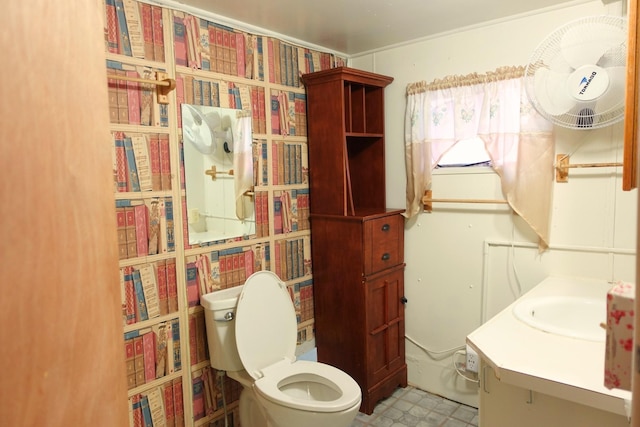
[596,66,626,112]
[560,22,626,69]
[534,68,576,116]
[596,44,627,68]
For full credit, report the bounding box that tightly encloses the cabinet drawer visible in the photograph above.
[364,215,403,274]
[369,216,400,243]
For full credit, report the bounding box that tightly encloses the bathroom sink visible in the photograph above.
[512,295,606,342]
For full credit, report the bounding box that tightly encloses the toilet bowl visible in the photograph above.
[252,359,362,427]
[201,271,362,427]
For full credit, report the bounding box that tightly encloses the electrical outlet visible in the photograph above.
[466,344,479,373]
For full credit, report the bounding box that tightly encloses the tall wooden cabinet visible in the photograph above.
[302,67,407,414]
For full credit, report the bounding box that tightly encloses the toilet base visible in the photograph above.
[226,371,270,427]
[238,387,268,427]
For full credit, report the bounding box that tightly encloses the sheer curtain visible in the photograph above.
[404,66,554,249]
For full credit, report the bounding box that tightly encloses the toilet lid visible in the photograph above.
[235,271,297,379]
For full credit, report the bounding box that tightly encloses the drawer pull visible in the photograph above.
[381,253,390,261]
[381,224,390,231]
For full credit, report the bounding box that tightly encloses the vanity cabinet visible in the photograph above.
[480,360,628,427]
[302,67,407,414]
[468,277,631,427]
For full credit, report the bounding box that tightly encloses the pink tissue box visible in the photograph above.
[604,281,635,391]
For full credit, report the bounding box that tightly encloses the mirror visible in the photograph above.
[182,104,255,244]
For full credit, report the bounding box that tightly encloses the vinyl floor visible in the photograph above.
[350,386,479,427]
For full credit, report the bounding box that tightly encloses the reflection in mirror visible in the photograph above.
[182,105,255,244]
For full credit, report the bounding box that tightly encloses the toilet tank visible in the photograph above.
[200,286,244,372]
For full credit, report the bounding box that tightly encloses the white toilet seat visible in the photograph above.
[235,271,362,416]
[235,271,298,379]
[254,359,361,412]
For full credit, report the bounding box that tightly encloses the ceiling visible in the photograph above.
[172,0,589,55]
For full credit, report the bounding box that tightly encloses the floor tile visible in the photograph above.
[352,386,478,427]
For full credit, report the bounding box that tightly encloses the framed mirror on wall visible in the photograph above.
[623,0,639,190]
[182,104,255,244]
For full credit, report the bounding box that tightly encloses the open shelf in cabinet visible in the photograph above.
[344,82,386,134]
[303,67,393,217]
[345,135,386,214]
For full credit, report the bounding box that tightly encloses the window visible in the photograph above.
[436,137,491,168]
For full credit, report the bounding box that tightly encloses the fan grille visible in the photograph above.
[524,15,627,129]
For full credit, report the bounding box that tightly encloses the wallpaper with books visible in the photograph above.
[104,0,347,425]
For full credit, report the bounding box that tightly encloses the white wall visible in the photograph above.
[351,0,636,407]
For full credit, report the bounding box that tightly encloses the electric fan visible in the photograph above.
[524,15,628,129]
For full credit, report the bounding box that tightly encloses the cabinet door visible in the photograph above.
[480,361,629,427]
[365,267,406,386]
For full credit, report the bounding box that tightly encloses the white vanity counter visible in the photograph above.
[467,276,631,418]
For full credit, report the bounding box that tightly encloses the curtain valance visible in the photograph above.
[404,66,554,249]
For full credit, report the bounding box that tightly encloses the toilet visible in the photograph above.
[200,271,362,427]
